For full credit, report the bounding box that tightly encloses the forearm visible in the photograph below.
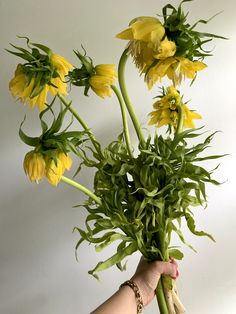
[91,285,138,314]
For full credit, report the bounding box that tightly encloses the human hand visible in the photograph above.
[131,257,179,306]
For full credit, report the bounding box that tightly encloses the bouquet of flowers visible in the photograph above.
[7,1,226,313]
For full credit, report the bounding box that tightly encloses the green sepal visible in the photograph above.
[31,43,52,56]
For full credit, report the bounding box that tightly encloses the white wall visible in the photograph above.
[0,0,236,313]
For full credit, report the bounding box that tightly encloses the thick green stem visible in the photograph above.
[111,85,133,158]
[156,279,169,314]
[175,103,184,136]
[61,175,102,205]
[155,231,170,313]
[118,49,145,147]
[58,94,102,158]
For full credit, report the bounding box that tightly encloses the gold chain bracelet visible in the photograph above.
[120,280,144,313]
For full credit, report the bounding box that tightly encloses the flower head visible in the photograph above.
[68,49,117,98]
[23,151,46,183]
[89,64,117,98]
[8,40,73,110]
[148,86,201,130]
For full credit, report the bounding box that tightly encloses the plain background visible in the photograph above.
[0,0,236,313]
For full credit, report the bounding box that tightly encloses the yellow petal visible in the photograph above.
[116,28,134,40]
[153,38,176,59]
[46,158,64,186]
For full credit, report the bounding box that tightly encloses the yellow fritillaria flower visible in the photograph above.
[149,86,181,128]
[23,151,46,183]
[46,158,64,186]
[9,53,73,110]
[116,16,165,72]
[146,57,207,89]
[148,86,201,129]
[89,64,117,98]
[183,104,202,128]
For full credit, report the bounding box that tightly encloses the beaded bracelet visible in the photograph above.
[120,280,144,313]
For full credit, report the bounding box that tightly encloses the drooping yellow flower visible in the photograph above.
[9,52,73,110]
[23,151,46,183]
[116,16,165,72]
[148,85,201,129]
[46,158,64,186]
[89,64,117,98]
[146,57,207,89]
[149,86,181,128]
[183,104,202,128]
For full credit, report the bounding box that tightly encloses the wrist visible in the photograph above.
[120,280,144,313]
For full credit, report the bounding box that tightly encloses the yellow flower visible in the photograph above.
[146,57,207,89]
[183,104,202,128]
[117,16,165,72]
[9,53,73,110]
[89,64,117,98]
[153,38,176,60]
[57,151,73,172]
[46,158,64,186]
[148,86,202,129]
[23,151,46,183]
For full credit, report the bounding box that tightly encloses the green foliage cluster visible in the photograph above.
[74,129,224,278]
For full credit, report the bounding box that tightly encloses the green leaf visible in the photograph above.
[95,233,130,252]
[88,242,137,279]
[168,248,184,260]
[185,213,215,242]
[19,117,40,147]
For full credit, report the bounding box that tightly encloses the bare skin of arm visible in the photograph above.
[91,258,179,314]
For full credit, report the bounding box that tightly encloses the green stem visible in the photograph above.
[61,175,102,205]
[155,231,170,313]
[156,279,169,314]
[175,103,184,136]
[111,85,133,158]
[118,49,145,147]
[58,94,102,158]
